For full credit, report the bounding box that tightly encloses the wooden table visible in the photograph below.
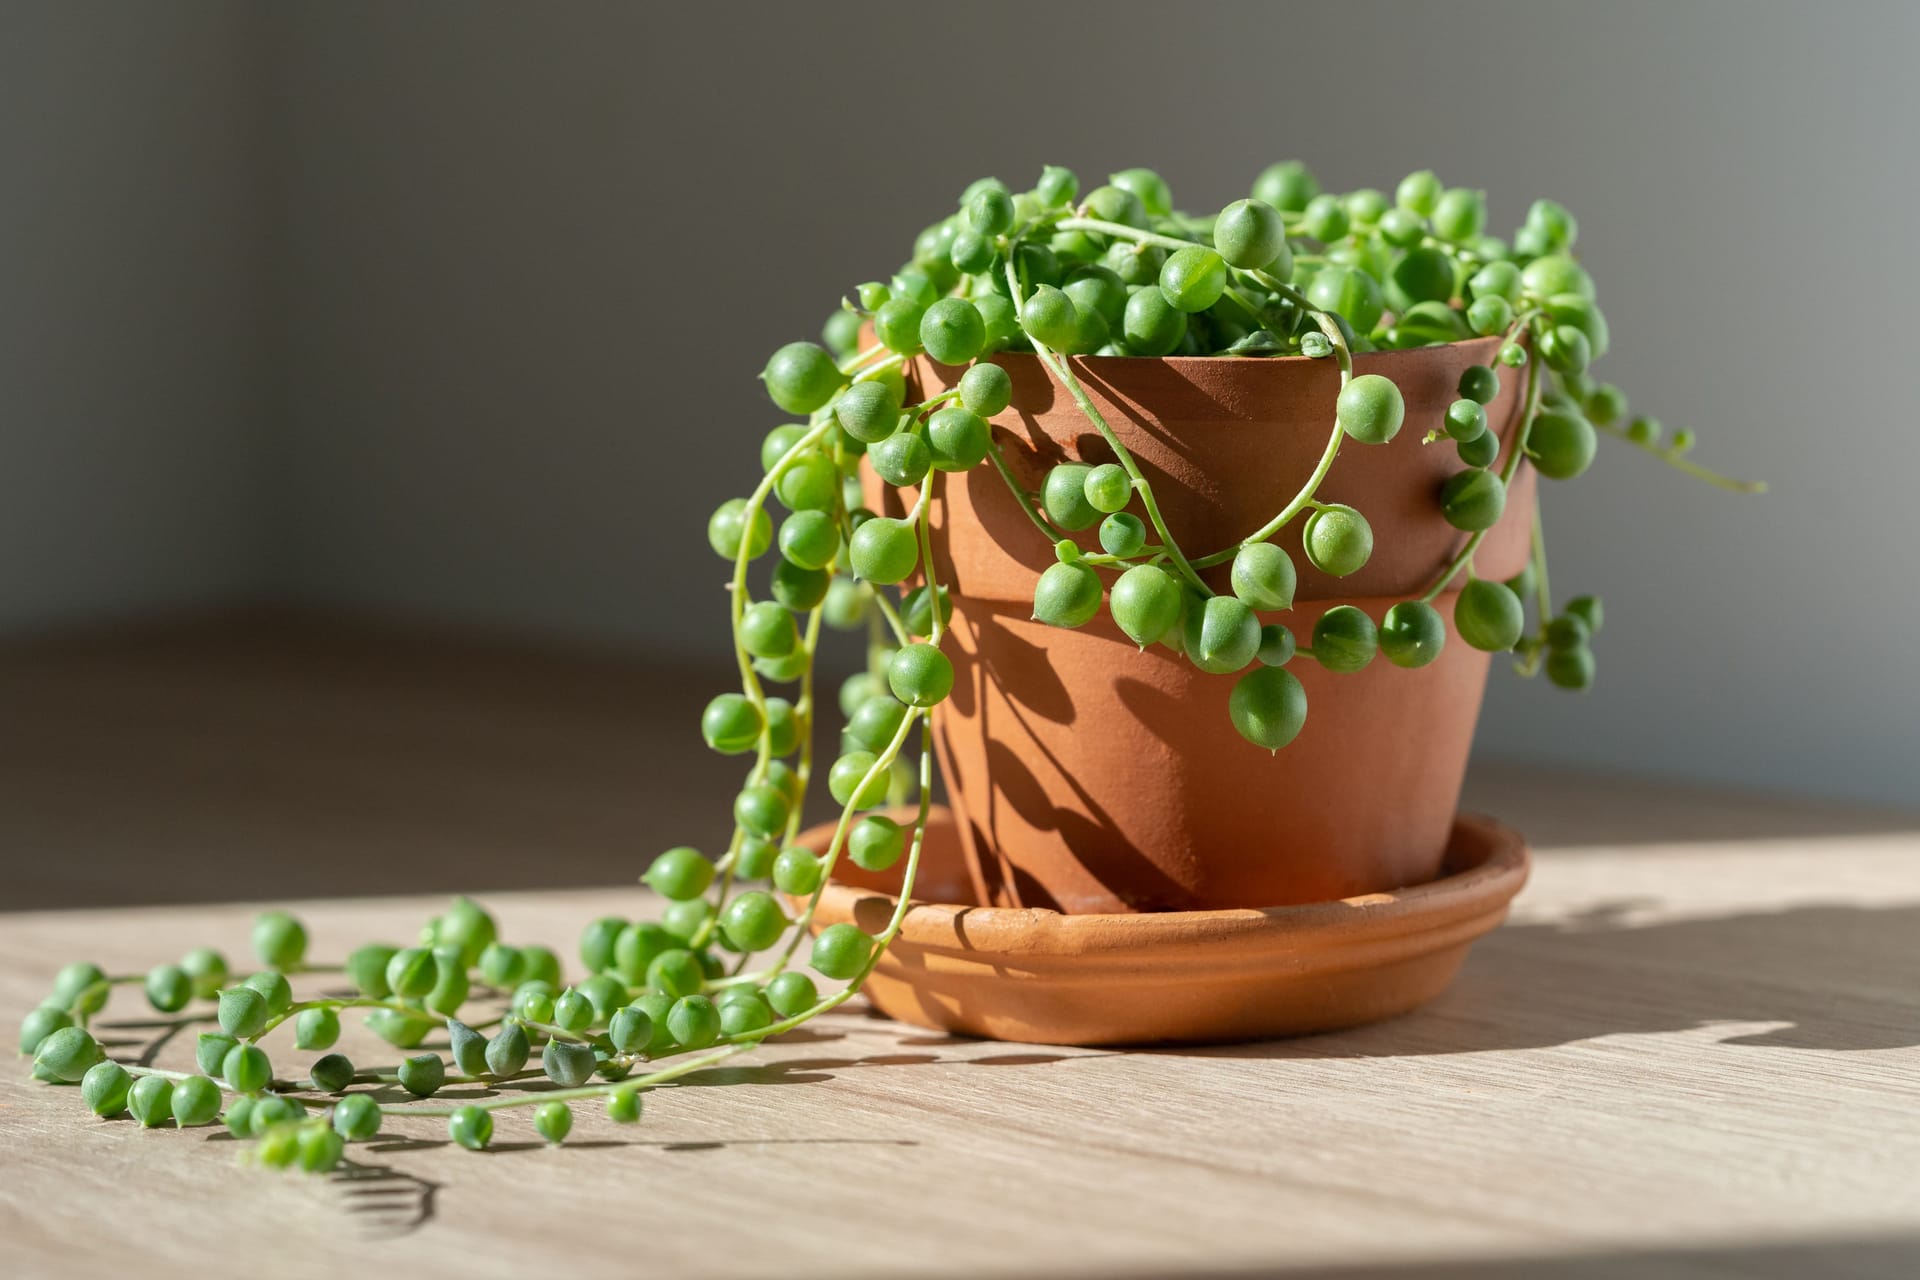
[3,613,1917,1278]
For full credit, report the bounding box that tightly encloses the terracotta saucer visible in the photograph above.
[795,808,1529,1047]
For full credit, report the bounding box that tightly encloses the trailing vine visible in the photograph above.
[18,161,1760,1169]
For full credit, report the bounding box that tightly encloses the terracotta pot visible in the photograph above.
[868,337,1534,914]
[800,807,1529,1046]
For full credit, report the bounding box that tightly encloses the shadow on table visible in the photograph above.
[1179,898,1920,1062]
[1117,1232,1920,1280]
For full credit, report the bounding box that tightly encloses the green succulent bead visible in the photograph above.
[1304,266,1384,335]
[167,949,224,1002]
[1547,646,1597,691]
[143,964,192,1014]
[1430,188,1485,242]
[1455,579,1526,652]
[734,782,791,839]
[241,970,293,1018]
[332,1093,382,1142]
[194,1032,238,1078]
[928,406,991,472]
[1538,324,1592,376]
[1184,595,1261,675]
[766,972,819,1019]
[541,1039,597,1089]
[448,1105,493,1152]
[294,1007,341,1051]
[708,498,772,561]
[432,896,498,969]
[484,1021,531,1078]
[1032,561,1103,629]
[1526,410,1598,480]
[1457,428,1500,468]
[223,1043,272,1093]
[1253,160,1319,213]
[762,342,846,414]
[531,1100,573,1145]
[1303,505,1374,577]
[446,1018,489,1077]
[1040,463,1101,531]
[1545,613,1591,652]
[583,916,626,977]
[1214,198,1288,270]
[216,987,269,1039]
[52,962,108,1016]
[222,1096,256,1137]
[170,1074,222,1128]
[666,995,722,1050]
[298,1127,346,1174]
[849,815,906,873]
[127,1075,175,1128]
[384,948,439,1001]
[1228,667,1308,752]
[1020,285,1080,351]
[920,297,987,366]
[1110,565,1184,648]
[1566,595,1604,634]
[250,911,308,971]
[553,988,593,1033]
[1099,513,1147,557]
[1336,374,1405,445]
[903,584,952,638]
[1302,193,1351,243]
[19,1006,73,1056]
[720,893,789,954]
[346,944,399,998]
[1257,623,1297,667]
[247,1095,303,1135]
[1520,254,1594,301]
[772,847,824,895]
[810,924,873,981]
[1158,247,1229,313]
[516,945,561,989]
[1458,364,1500,405]
[81,1060,132,1117]
[1379,602,1448,669]
[644,846,715,902]
[1440,469,1508,532]
[310,1053,355,1093]
[1445,398,1488,442]
[1312,606,1378,673]
[593,1088,639,1126]
[365,1006,435,1049]
[1394,169,1443,216]
[646,949,703,1000]
[1466,294,1514,337]
[884,642,951,709]
[1081,463,1131,515]
[720,994,774,1038]
[607,1005,653,1056]
[1122,285,1187,356]
[849,517,919,585]
[397,1053,446,1099]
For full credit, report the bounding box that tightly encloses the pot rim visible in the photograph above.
[924,330,1508,376]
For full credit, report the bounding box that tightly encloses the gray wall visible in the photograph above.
[4,2,1917,808]
[0,2,276,627]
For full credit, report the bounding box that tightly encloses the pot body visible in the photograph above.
[872,337,1534,913]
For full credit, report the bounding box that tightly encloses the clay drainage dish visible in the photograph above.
[797,807,1529,1047]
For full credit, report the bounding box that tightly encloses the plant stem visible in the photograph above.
[1419,348,1545,603]
[1593,420,1768,493]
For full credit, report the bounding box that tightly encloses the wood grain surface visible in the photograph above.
[2,612,1916,1278]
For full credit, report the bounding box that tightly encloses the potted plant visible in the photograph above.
[19,161,1760,1167]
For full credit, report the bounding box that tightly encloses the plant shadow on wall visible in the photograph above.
[1170,897,1920,1061]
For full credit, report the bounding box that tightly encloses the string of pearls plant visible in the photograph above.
[19,161,1760,1170]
